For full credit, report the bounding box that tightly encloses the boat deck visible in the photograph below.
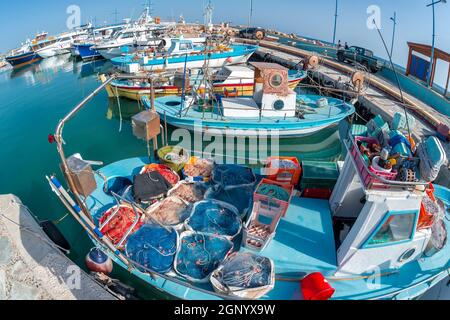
[83,157,450,300]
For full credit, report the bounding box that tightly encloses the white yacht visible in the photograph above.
[36,28,90,58]
[92,6,176,60]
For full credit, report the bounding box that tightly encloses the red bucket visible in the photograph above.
[301,272,335,300]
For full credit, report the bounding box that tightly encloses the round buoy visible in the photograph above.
[351,71,365,91]
[85,248,113,274]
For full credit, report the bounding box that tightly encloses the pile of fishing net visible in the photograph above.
[186,200,242,239]
[205,184,254,218]
[126,224,178,274]
[175,232,233,282]
[255,182,291,202]
[145,196,191,228]
[99,205,144,246]
[211,164,256,187]
[211,252,275,299]
[183,157,214,180]
[168,181,207,203]
[140,164,180,186]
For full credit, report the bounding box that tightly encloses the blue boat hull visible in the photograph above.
[6,51,42,68]
[77,44,102,61]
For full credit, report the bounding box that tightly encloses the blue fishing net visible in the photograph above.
[176,233,233,282]
[125,224,178,274]
[205,185,254,218]
[211,164,256,187]
[187,200,242,238]
[216,253,273,289]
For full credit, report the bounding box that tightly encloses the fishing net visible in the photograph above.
[205,184,254,218]
[99,205,144,246]
[255,183,290,202]
[145,196,191,227]
[168,181,208,203]
[183,157,214,179]
[175,232,234,283]
[125,224,178,274]
[140,164,180,186]
[211,252,274,298]
[211,164,256,187]
[186,200,242,239]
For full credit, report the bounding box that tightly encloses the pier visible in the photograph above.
[235,38,450,186]
[0,194,116,300]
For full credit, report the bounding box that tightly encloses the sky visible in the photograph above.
[1,0,449,86]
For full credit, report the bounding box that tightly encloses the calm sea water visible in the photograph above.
[0,54,346,299]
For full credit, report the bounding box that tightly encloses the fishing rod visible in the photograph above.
[371,18,412,139]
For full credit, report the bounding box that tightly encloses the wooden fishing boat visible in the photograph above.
[152,63,354,138]
[103,65,307,101]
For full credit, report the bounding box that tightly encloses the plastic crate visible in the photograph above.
[301,161,339,190]
[242,201,283,252]
[254,179,294,218]
[265,156,301,186]
[303,188,333,200]
[350,136,398,189]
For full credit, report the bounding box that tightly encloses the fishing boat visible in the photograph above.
[102,64,307,101]
[111,39,258,73]
[34,29,90,58]
[46,73,450,300]
[92,6,177,60]
[5,42,42,68]
[71,24,127,60]
[151,62,353,137]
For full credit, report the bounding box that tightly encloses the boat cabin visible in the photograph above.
[330,141,436,276]
[220,62,297,118]
[167,39,199,56]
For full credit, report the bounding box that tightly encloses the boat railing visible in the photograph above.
[344,132,429,192]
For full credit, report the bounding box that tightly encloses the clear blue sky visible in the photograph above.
[1,0,449,85]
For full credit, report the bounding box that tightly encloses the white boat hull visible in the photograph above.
[134,53,255,72]
[167,122,332,138]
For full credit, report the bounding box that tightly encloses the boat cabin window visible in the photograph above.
[364,211,417,248]
[123,32,136,39]
[179,42,193,51]
[270,73,283,88]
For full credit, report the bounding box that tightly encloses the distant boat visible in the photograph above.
[152,62,354,137]
[111,39,258,73]
[5,43,42,68]
[103,64,307,101]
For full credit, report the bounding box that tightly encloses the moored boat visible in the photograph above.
[111,39,258,73]
[103,64,307,101]
[5,43,42,68]
[152,62,353,137]
[45,73,450,300]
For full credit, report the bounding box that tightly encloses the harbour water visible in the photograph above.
[0,54,347,299]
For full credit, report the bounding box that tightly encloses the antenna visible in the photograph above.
[112,9,120,24]
[371,18,412,139]
[248,0,254,28]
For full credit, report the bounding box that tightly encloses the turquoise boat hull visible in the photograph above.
[83,157,450,300]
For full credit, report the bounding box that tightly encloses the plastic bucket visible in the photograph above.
[301,272,335,300]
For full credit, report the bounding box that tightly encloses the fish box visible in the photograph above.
[253,178,294,218]
[131,110,161,141]
[264,156,301,186]
[242,200,284,252]
[63,155,97,197]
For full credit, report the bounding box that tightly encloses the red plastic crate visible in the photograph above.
[303,188,333,200]
[254,178,294,217]
[265,156,302,186]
